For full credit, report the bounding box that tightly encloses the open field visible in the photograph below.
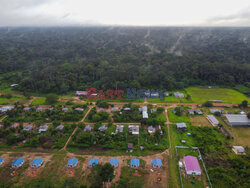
[167,109,190,123]
[186,87,250,104]
[189,116,211,127]
[31,98,46,105]
[0,95,28,105]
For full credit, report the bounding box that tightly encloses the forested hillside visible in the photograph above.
[0,27,250,94]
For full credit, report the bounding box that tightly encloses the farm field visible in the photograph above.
[189,116,211,127]
[186,87,250,104]
[167,109,190,123]
[0,95,28,105]
[31,98,46,105]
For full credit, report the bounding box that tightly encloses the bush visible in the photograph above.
[203,101,213,107]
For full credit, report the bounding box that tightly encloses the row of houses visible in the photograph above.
[0,158,44,169]
[5,124,64,133]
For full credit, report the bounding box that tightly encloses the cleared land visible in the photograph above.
[186,87,250,104]
[226,126,250,147]
[189,116,211,127]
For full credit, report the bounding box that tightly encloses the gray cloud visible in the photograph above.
[203,7,250,26]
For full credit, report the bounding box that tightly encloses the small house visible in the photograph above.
[0,124,3,129]
[88,158,99,168]
[232,146,246,155]
[123,107,131,111]
[23,124,33,132]
[84,125,92,132]
[151,92,159,98]
[176,123,187,132]
[174,92,184,98]
[23,107,31,112]
[97,108,105,112]
[62,108,68,112]
[144,91,150,97]
[38,125,49,133]
[130,158,140,169]
[56,125,64,131]
[10,123,18,129]
[152,158,162,169]
[148,126,156,134]
[209,109,224,114]
[75,91,88,96]
[183,156,201,175]
[129,125,139,135]
[110,158,119,168]
[0,106,15,112]
[67,158,78,168]
[75,108,84,112]
[36,107,43,112]
[150,108,157,113]
[115,125,124,133]
[31,158,43,168]
[206,115,219,126]
[164,92,169,97]
[98,125,107,132]
[111,107,119,112]
[11,158,24,169]
[0,158,3,165]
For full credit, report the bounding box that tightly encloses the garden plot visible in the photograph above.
[189,116,211,127]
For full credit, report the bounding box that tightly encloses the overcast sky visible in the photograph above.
[0,0,250,27]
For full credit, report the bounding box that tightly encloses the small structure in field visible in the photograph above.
[151,92,159,98]
[97,108,105,112]
[129,125,139,135]
[10,123,18,129]
[164,92,169,97]
[56,124,64,131]
[128,143,133,150]
[88,158,99,168]
[98,125,107,132]
[11,158,24,169]
[67,158,78,168]
[111,107,119,112]
[84,125,92,132]
[75,91,88,97]
[36,107,43,112]
[23,124,33,132]
[152,158,162,169]
[206,115,219,126]
[0,106,14,113]
[31,158,43,168]
[115,125,124,133]
[38,125,49,133]
[148,126,156,134]
[174,92,184,98]
[130,158,140,169]
[209,109,224,114]
[183,156,201,175]
[23,107,31,112]
[232,146,246,155]
[110,158,119,168]
[75,108,84,112]
[188,109,202,115]
[176,123,187,132]
[225,114,250,127]
[62,107,68,112]
[142,106,148,119]
[0,158,3,165]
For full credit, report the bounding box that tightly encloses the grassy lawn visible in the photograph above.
[186,87,250,104]
[0,95,28,105]
[31,98,46,105]
[168,109,190,123]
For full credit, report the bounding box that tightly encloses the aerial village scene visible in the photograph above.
[0,86,249,187]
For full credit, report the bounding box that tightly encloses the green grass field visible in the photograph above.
[168,109,190,123]
[186,87,250,104]
[0,95,27,105]
[31,98,46,105]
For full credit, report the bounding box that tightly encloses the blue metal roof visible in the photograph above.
[152,158,162,168]
[88,158,99,166]
[110,158,119,168]
[11,158,24,167]
[130,158,140,168]
[31,158,43,166]
[67,158,78,167]
[0,158,3,163]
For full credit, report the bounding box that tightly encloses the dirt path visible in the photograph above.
[0,115,7,122]
[80,106,93,122]
[62,127,78,150]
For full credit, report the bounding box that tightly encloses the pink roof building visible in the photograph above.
[183,156,202,175]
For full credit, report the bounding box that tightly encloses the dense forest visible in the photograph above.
[0,27,250,94]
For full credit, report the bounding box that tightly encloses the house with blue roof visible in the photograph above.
[152,158,162,168]
[0,158,3,165]
[88,158,99,168]
[67,158,78,168]
[130,158,140,169]
[110,158,119,168]
[31,158,43,168]
[11,158,24,168]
